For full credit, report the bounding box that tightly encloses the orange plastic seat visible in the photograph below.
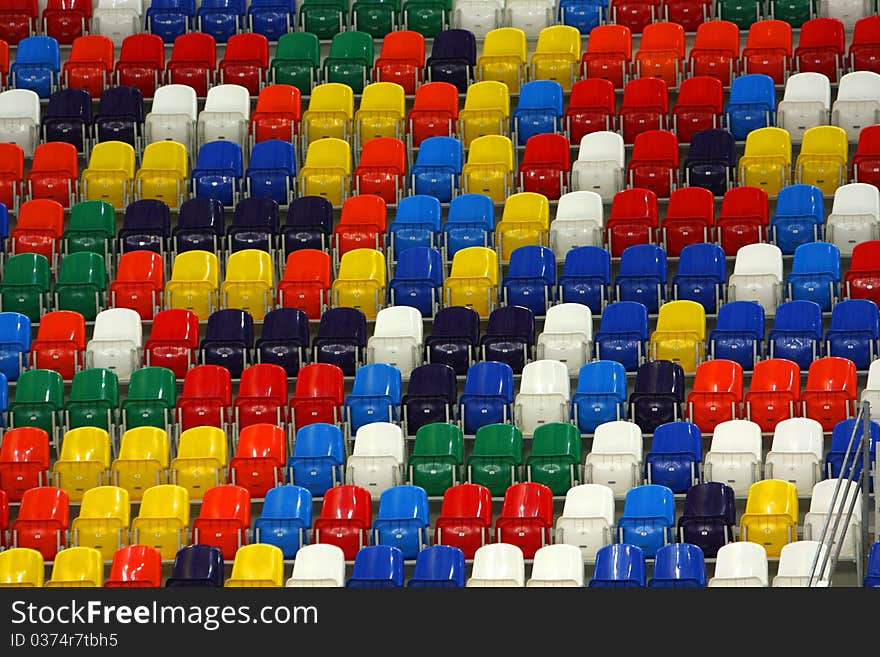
[580,24,631,90]
[25,142,78,208]
[634,21,685,88]
[250,84,301,143]
[688,20,740,87]
[62,34,114,98]
[277,249,332,319]
[801,356,857,432]
[741,19,792,85]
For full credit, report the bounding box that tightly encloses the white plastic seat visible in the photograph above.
[526,544,585,587]
[285,543,345,587]
[861,359,880,420]
[366,306,424,378]
[771,540,832,587]
[707,542,769,587]
[763,417,825,497]
[583,420,643,497]
[831,71,880,143]
[817,0,871,28]
[703,420,763,497]
[536,303,593,375]
[776,72,831,144]
[92,0,143,45]
[85,308,144,381]
[454,0,504,38]
[726,243,784,315]
[803,478,863,566]
[504,0,554,38]
[554,483,615,562]
[197,84,251,151]
[144,84,198,155]
[345,422,406,499]
[825,183,880,255]
[513,359,571,435]
[0,89,41,157]
[549,191,604,256]
[571,131,625,201]
[466,543,525,587]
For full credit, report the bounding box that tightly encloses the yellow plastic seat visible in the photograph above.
[477,27,528,93]
[739,479,799,558]
[170,426,229,498]
[0,548,45,587]
[136,140,189,209]
[302,82,354,145]
[795,125,849,196]
[71,485,130,560]
[355,82,406,146]
[299,137,352,206]
[221,249,275,321]
[530,25,582,91]
[131,484,190,560]
[45,547,104,587]
[53,427,112,502]
[81,140,136,209]
[495,191,550,260]
[649,300,706,373]
[738,127,792,197]
[462,134,514,203]
[111,426,170,501]
[444,246,499,317]
[225,543,285,587]
[458,80,510,147]
[331,248,386,319]
[165,249,220,321]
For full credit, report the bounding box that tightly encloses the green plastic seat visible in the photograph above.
[0,253,51,322]
[299,0,349,39]
[120,366,178,432]
[65,367,120,432]
[271,32,322,95]
[402,0,450,37]
[467,423,523,497]
[525,422,582,496]
[716,0,763,28]
[53,252,108,321]
[409,422,464,495]
[351,0,400,38]
[768,0,810,26]
[323,31,374,94]
[63,200,116,261]
[10,368,65,446]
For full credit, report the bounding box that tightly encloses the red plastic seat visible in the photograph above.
[228,423,287,498]
[0,1,38,45]
[605,187,659,257]
[218,32,269,96]
[165,32,217,98]
[493,482,554,559]
[849,15,880,74]
[104,545,163,587]
[25,142,78,208]
[663,0,711,31]
[618,77,668,144]
[744,358,801,433]
[565,78,616,144]
[0,143,23,211]
[406,81,459,147]
[0,489,6,548]
[10,486,69,560]
[277,248,332,319]
[635,21,685,88]
[353,137,407,204]
[518,132,570,200]
[30,310,86,380]
[374,30,425,94]
[716,186,769,255]
[251,84,301,143]
[63,34,114,98]
[627,129,679,199]
[312,484,373,560]
[434,483,492,559]
[42,0,91,44]
[801,357,857,432]
[0,427,51,503]
[288,362,345,428]
[0,38,8,87]
[110,251,165,320]
[192,484,250,560]
[10,198,65,266]
[672,76,724,144]
[609,0,661,33]
[852,125,880,187]
[233,364,289,430]
[580,24,631,90]
[741,19,792,85]
[176,364,232,432]
[688,20,740,87]
[794,17,845,83]
[144,308,201,378]
[114,33,166,99]
[662,186,715,257]
[333,193,387,256]
[687,359,744,432]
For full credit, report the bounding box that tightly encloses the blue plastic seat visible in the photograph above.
[459,360,515,434]
[246,139,296,206]
[407,544,466,587]
[644,421,703,493]
[227,196,279,254]
[10,36,60,99]
[594,301,649,372]
[629,360,686,433]
[648,543,707,587]
[825,299,880,370]
[559,0,606,33]
[557,245,611,314]
[480,305,535,374]
[771,184,825,255]
[767,300,823,369]
[256,307,310,376]
[425,29,476,93]
[192,140,243,207]
[425,305,481,375]
[346,545,405,587]
[43,88,92,153]
[372,485,430,559]
[388,246,444,317]
[708,300,765,371]
[146,0,195,42]
[197,0,245,42]
[118,199,171,255]
[513,80,564,146]
[312,307,367,376]
[724,73,776,141]
[388,195,443,259]
[786,241,840,311]
[173,197,226,254]
[199,308,254,378]
[94,86,145,149]
[614,244,667,314]
[589,543,646,587]
[283,195,334,254]
[865,541,880,587]
[402,363,458,435]
[410,137,462,203]
[825,417,879,490]
[254,484,312,559]
[617,484,676,558]
[288,422,346,496]
[248,0,296,40]
[442,193,494,258]
[672,242,727,313]
[571,360,628,432]
[684,129,736,196]
[502,245,557,316]
[165,544,225,587]
[676,481,736,558]
[0,312,31,382]
[344,362,402,433]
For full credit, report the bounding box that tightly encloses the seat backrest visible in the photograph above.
[560,483,614,524]
[518,359,570,397]
[621,484,675,525]
[352,422,405,464]
[769,418,824,458]
[732,243,783,280]
[577,130,624,167]
[710,420,763,461]
[711,542,769,585]
[151,83,197,119]
[782,72,831,110]
[591,421,643,458]
[542,303,592,340]
[468,543,525,586]
[836,71,880,102]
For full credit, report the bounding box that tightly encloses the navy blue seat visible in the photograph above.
[647,543,707,587]
[645,421,703,493]
[0,312,31,382]
[558,0,605,33]
[502,245,556,316]
[118,199,171,255]
[192,140,243,206]
[767,300,823,369]
[425,305,481,375]
[708,300,765,371]
[165,544,225,587]
[589,543,646,587]
[425,29,476,93]
[43,88,91,153]
[614,243,667,314]
[557,245,611,314]
[676,481,736,558]
[344,362,402,433]
[672,242,727,313]
[248,0,296,40]
[459,360,515,434]
[254,484,312,559]
[387,195,442,259]
[372,485,430,559]
[771,184,824,255]
[227,196,280,254]
[683,128,736,196]
[410,138,462,203]
[825,299,880,370]
[629,359,686,433]
[246,139,296,206]
[10,36,60,99]
[407,544,466,587]
[197,0,245,42]
[442,193,494,258]
[388,246,444,317]
[512,80,564,146]
[724,73,776,141]
[825,417,879,490]
[865,541,880,587]
[94,86,145,149]
[594,301,648,372]
[480,305,535,374]
[786,241,840,311]
[282,195,334,254]
[617,484,676,558]
[256,307,310,376]
[402,363,458,435]
[287,422,346,496]
[199,308,254,378]
[146,0,195,42]
[571,359,628,432]
[312,306,367,376]
[173,197,226,254]
[346,545,405,588]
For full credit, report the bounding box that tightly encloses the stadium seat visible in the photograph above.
[618,77,668,144]
[613,243,666,314]
[459,362,514,435]
[686,359,743,433]
[776,72,832,144]
[767,300,823,369]
[175,363,232,432]
[589,543,645,587]
[343,362,402,435]
[617,484,675,558]
[571,131,625,201]
[9,486,68,559]
[277,250,331,320]
[233,363,289,431]
[795,126,849,195]
[846,240,880,306]
[346,545,404,588]
[218,32,268,96]
[64,366,120,434]
[523,421,581,495]
[145,0,194,43]
[564,78,616,145]
[298,0,348,39]
[424,305,481,375]
[346,421,406,499]
[580,24,630,91]
[323,30,373,94]
[144,84,197,153]
[671,242,725,314]
[549,191,604,256]
[764,417,824,496]
[191,140,243,207]
[703,419,763,496]
[479,305,535,374]
[786,241,840,311]
[130,484,190,559]
[299,137,351,207]
[572,360,627,432]
[535,302,592,375]
[634,21,685,88]
[0,143,24,211]
[744,357,801,432]
[627,130,678,199]
[282,195,333,254]
[513,359,570,435]
[672,77,724,145]
[170,426,227,498]
[10,368,64,450]
[831,70,880,143]
[444,246,499,318]
[740,479,799,557]
[707,542,769,587]
[143,309,199,379]
[81,140,136,209]
[331,248,386,319]
[688,20,740,87]
[425,29,476,92]
[355,82,406,148]
[825,298,880,370]
[772,540,832,587]
[530,25,580,91]
[192,484,251,560]
[289,362,345,429]
[371,484,430,559]
[848,13,880,72]
[824,417,879,487]
[554,246,609,319]
[225,543,285,587]
[801,355,858,431]
[594,301,648,372]
[92,0,143,46]
[111,426,170,500]
[648,543,707,587]
[493,482,554,558]
[164,544,225,587]
[165,250,220,320]
[165,32,216,98]
[727,243,784,313]
[374,30,424,94]
[70,485,129,559]
[644,421,702,493]
[104,544,162,588]
[552,483,614,562]
[63,34,114,99]
[114,34,164,99]
[433,482,492,558]
[197,83,251,152]
[10,36,60,98]
[46,546,104,587]
[198,308,254,378]
[584,420,643,497]
[518,132,570,201]
[629,359,686,433]
[228,423,287,498]
[253,484,312,560]
[453,0,503,38]
[741,19,792,84]
[827,183,880,256]
[312,307,367,376]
